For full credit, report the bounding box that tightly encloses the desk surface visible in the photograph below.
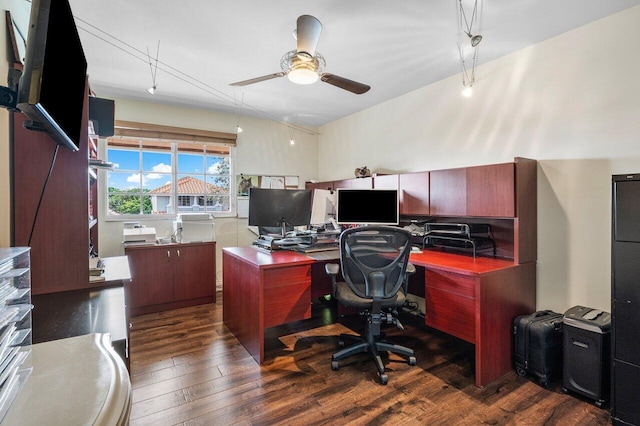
[224,246,517,276]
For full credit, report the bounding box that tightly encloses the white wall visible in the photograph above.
[318,6,640,313]
[97,98,319,282]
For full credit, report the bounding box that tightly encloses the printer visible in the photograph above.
[173,213,215,243]
[122,226,156,244]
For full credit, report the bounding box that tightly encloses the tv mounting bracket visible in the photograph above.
[0,86,17,111]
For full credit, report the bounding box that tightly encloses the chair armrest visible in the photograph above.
[325,263,340,298]
[325,263,340,276]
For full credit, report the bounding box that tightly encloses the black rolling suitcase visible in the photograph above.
[513,310,563,387]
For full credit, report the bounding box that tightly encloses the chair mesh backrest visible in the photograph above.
[339,226,412,300]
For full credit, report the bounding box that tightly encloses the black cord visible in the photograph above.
[28,144,59,247]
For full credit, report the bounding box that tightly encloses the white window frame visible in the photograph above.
[104,139,236,220]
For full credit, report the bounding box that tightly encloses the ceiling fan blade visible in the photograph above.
[296,15,322,56]
[230,72,286,86]
[320,73,371,95]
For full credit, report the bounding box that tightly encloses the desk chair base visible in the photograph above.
[331,326,416,385]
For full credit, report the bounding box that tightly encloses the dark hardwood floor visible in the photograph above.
[129,295,610,425]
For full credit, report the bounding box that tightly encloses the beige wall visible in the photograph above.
[1,0,30,246]
[97,98,319,282]
[318,6,640,313]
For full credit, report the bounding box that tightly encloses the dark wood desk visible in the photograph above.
[222,247,535,387]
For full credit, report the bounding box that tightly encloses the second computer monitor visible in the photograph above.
[248,188,312,232]
[336,189,399,225]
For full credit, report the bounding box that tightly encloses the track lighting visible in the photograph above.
[237,125,243,133]
[146,41,160,96]
[466,32,482,47]
[457,0,482,97]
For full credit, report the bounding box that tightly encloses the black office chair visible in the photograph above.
[325,226,416,384]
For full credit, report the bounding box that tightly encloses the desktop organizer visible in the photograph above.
[422,223,495,258]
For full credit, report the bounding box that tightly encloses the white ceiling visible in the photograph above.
[69,0,640,129]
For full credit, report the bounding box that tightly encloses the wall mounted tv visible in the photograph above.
[16,0,87,152]
[336,189,399,225]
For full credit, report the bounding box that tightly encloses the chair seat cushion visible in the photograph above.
[335,281,406,309]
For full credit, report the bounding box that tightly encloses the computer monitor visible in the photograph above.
[310,189,336,226]
[336,189,399,225]
[248,188,312,236]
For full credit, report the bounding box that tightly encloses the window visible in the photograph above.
[106,138,234,217]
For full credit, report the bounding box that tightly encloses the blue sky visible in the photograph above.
[107,148,228,191]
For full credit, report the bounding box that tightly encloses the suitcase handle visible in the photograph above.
[534,310,553,317]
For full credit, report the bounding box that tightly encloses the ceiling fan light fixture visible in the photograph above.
[288,67,319,85]
[281,50,325,85]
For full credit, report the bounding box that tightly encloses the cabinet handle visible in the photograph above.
[167,250,170,259]
[177,250,180,259]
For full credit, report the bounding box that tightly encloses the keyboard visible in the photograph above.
[294,244,338,253]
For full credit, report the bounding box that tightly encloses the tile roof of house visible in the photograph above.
[150,176,225,195]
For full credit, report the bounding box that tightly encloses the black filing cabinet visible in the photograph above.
[611,174,640,425]
[562,305,611,407]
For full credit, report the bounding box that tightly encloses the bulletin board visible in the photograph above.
[236,174,300,218]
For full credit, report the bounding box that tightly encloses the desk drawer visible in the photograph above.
[426,269,476,298]
[425,269,476,343]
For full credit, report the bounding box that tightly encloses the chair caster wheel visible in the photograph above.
[331,361,339,371]
[378,373,388,385]
[516,368,526,377]
[338,340,345,348]
[408,356,416,366]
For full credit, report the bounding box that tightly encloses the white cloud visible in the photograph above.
[127,173,147,186]
[152,163,172,173]
[208,163,221,174]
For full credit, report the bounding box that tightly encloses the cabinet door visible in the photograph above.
[174,243,216,301]
[373,174,398,190]
[334,177,372,189]
[466,163,515,217]
[126,247,174,308]
[399,172,429,215]
[429,168,467,216]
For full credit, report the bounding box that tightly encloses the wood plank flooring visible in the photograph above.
[129,296,611,425]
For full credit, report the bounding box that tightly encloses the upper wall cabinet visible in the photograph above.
[333,177,373,189]
[466,163,515,217]
[399,172,430,216]
[372,174,398,190]
[430,163,515,218]
[430,168,467,216]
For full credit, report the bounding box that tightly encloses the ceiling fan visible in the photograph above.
[230,15,370,95]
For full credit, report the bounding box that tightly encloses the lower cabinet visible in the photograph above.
[125,242,216,316]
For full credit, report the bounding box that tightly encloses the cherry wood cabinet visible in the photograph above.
[429,163,515,218]
[372,174,398,190]
[466,163,515,217]
[124,242,215,316]
[333,177,372,189]
[399,171,430,216]
[12,83,90,295]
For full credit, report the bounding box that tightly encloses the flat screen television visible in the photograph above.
[17,0,87,152]
[336,189,399,225]
[248,188,312,235]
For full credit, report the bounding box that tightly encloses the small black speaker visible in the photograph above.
[88,96,115,137]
